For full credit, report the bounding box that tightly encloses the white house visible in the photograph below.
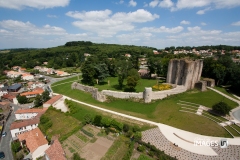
[22,73,34,81]
[6,71,22,78]
[43,95,68,112]
[27,82,45,90]
[15,108,47,120]
[18,128,49,160]
[10,118,39,140]
[20,88,44,98]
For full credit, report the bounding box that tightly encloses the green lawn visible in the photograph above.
[137,154,154,160]
[83,77,159,92]
[52,77,239,137]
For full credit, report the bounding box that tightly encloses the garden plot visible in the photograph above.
[63,125,115,160]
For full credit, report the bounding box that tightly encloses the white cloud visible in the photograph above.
[141,26,184,33]
[175,0,240,11]
[201,22,207,26]
[159,0,174,8]
[129,0,137,7]
[119,0,124,4]
[66,9,159,37]
[180,20,190,25]
[231,21,240,26]
[0,0,70,10]
[196,7,211,15]
[149,0,159,8]
[47,14,58,18]
[0,20,67,36]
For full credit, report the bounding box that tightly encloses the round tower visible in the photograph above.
[144,87,152,103]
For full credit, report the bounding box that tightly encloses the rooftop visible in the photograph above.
[45,139,66,160]
[18,128,48,153]
[44,95,63,105]
[15,108,47,114]
[8,83,22,90]
[10,118,39,130]
[20,88,44,96]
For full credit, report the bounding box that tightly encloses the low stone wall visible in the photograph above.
[71,82,187,103]
[151,85,187,100]
[71,82,106,102]
[101,90,143,99]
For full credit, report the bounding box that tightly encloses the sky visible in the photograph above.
[0,0,240,49]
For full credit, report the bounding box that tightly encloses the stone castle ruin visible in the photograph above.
[166,59,203,90]
[72,58,215,103]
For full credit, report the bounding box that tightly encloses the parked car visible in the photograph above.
[0,152,5,159]
[1,132,6,137]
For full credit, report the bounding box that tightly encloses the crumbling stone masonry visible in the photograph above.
[166,59,203,90]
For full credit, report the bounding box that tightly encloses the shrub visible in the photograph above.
[11,141,21,153]
[81,128,94,137]
[137,145,145,152]
[212,101,231,115]
[152,84,172,91]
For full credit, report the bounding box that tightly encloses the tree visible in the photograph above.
[93,115,102,126]
[212,102,231,115]
[17,95,28,104]
[116,60,132,88]
[34,94,42,107]
[126,68,140,91]
[123,124,130,132]
[42,90,50,102]
[94,63,109,83]
[11,141,21,153]
[83,113,93,124]
[72,153,85,160]
[81,61,96,86]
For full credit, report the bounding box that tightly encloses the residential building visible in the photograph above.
[43,95,63,108]
[18,67,26,72]
[55,71,70,77]
[27,82,45,90]
[14,108,47,120]
[20,88,44,98]
[125,53,131,58]
[153,50,160,54]
[18,128,49,160]
[6,71,22,78]
[45,139,66,160]
[22,73,34,81]
[2,93,18,104]
[138,69,149,78]
[12,66,20,70]
[7,83,22,92]
[10,118,39,140]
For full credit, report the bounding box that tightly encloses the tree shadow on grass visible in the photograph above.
[124,87,136,92]
[112,84,125,91]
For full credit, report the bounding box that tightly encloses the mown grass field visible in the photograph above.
[51,77,239,137]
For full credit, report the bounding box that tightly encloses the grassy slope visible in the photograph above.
[42,109,80,139]
[52,78,238,137]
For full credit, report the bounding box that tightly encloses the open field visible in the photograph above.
[88,77,160,92]
[39,108,81,141]
[52,77,239,137]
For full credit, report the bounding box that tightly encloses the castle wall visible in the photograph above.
[101,90,143,99]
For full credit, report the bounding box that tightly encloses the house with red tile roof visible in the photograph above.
[22,73,34,81]
[55,70,70,77]
[43,95,63,108]
[20,87,44,98]
[15,108,47,120]
[10,118,39,140]
[45,139,66,160]
[2,93,18,104]
[18,128,49,160]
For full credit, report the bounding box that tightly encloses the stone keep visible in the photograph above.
[166,59,203,90]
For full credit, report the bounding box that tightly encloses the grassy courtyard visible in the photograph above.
[82,76,159,92]
[51,77,238,137]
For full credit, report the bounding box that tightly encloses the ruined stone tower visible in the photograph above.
[166,59,203,90]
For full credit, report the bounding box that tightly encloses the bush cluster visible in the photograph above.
[65,99,79,114]
[152,84,172,91]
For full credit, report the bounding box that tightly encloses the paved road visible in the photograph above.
[0,103,18,160]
